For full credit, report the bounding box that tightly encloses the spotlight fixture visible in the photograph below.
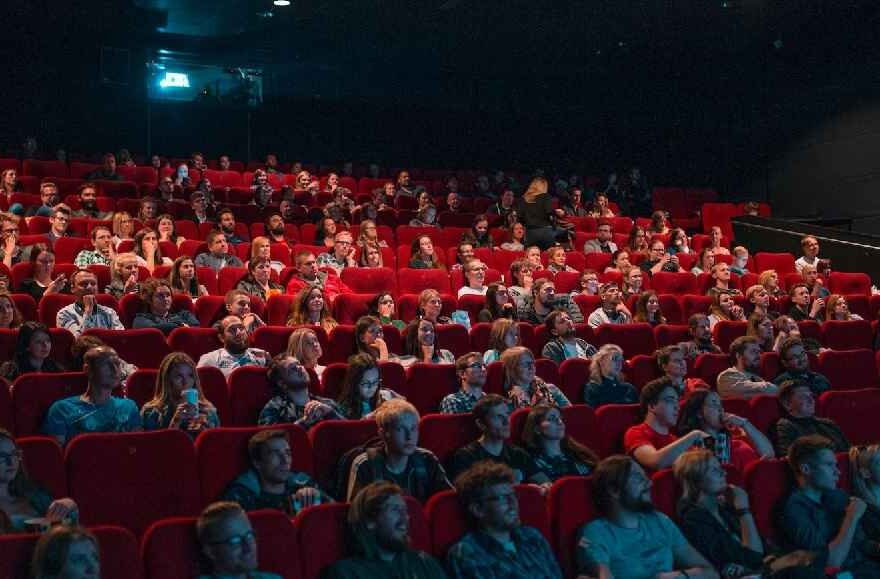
[273,0,291,6]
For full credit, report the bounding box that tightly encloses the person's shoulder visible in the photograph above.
[447,530,481,557]
[514,524,548,543]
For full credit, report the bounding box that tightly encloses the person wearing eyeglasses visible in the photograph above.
[0,213,27,269]
[355,315,394,362]
[25,181,60,218]
[640,238,682,276]
[772,338,831,396]
[336,353,403,420]
[518,278,584,325]
[458,259,489,298]
[196,501,281,579]
[316,231,357,276]
[45,204,72,245]
[440,352,488,414]
[446,462,562,579]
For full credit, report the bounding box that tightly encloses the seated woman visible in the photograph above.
[111,211,136,249]
[589,192,615,218]
[141,352,219,435]
[314,217,338,250]
[168,255,208,299]
[746,313,775,352]
[248,236,285,273]
[483,318,520,364]
[648,210,670,235]
[707,226,731,256]
[521,404,599,481]
[133,227,172,274]
[849,444,880,556]
[409,191,439,227]
[357,219,388,248]
[358,241,384,268]
[336,353,403,420]
[621,267,644,300]
[0,291,23,330]
[105,252,140,299]
[582,344,637,409]
[707,291,745,330]
[758,269,786,299]
[417,288,451,324]
[604,249,631,275]
[367,292,406,331]
[133,278,199,334]
[156,213,186,247]
[546,246,577,274]
[463,214,493,249]
[398,318,455,366]
[19,245,67,302]
[286,327,325,378]
[0,429,78,532]
[457,259,489,298]
[354,315,393,361]
[676,389,774,472]
[0,321,63,381]
[31,525,101,578]
[478,282,516,322]
[667,228,691,255]
[826,294,864,321]
[632,290,666,326]
[745,284,775,319]
[626,225,649,257]
[502,346,570,409]
[691,247,715,276]
[408,235,444,269]
[508,259,535,308]
[286,286,338,334]
[235,256,283,302]
[500,222,526,252]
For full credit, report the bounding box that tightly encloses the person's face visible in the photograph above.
[447,192,459,209]
[376,295,395,318]
[702,252,715,270]
[104,156,116,171]
[254,436,292,487]
[516,353,536,384]
[140,231,158,251]
[80,188,97,206]
[388,183,399,197]
[620,462,654,513]
[614,252,631,270]
[418,236,433,256]
[663,350,687,379]
[158,218,173,236]
[222,319,250,350]
[804,237,820,258]
[601,350,624,378]
[220,213,236,232]
[792,287,811,307]
[27,330,52,361]
[191,196,205,212]
[2,170,15,185]
[266,154,277,168]
[422,294,441,320]
[166,362,196,398]
[711,227,722,243]
[210,236,229,255]
[751,288,769,308]
[466,261,486,285]
[458,244,474,263]
[1,220,18,242]
[203,513,258,575]
[718,293,733,313]
[692,318,710,341]
[250,260,270,283]
[255,171,268,185]
[219,156,230,170]
[783,343,809,373]
[119,259,138,281]
[297,172,311,188]
[596,225,612,242]
[512,223,525,240]
[462,357,487,388]
[537,282,556,306]
[41,187,59,206]
[0,437,21,486]
[803,448,839,491]
[646,294,660,313]
[570,190,581,204]
[417,320,435,346]
[324,219,337,237]
[601,284,621,305]
[72,272,98,298]
[766,271,779,289]
[651,387,680,427]
[151,285,173,315]
[714,263,730,282]
[475,220,488,237]
[758,318,773,340]
[361,323,383,347]
[398,171,410,186]
[92,354,123,388]
[526,247,541,267]
[581,273,598,293]
[362,222,378,240]
[370,493,410,552]
[802,267,819,286]
[358,366,381,400]
[255,241,270,259]
[538,408,565,442]
[334,234,353,258]
[306,290,324,313]
[701,456,728,496]
[834,298,849,319]
[59,537,100,579]
[550,250,566,267]
[279,201,293,217]
[739,342,762,372]
[493,285,509,305]
[503,326,520,348]
[297,255,317,278]
[301,332,322,362]
[365,246,381,267]
[0,299,14,328]
[597,195,608,209]
[502,190,514,206]
[141,202,157,220]
[649,243,665,260]
[481,403,511,440]
[385,412,419,456]
[552,312,574,338]
[178,259,195,279]
[700,391,725,431]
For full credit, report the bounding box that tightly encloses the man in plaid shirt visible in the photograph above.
[440,352,487,414]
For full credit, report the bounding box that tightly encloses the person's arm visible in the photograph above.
[726,414,774,458]
[716,370,777,400]
[587,310,604,328]
[631,430,706,471]
[828,498,866,568]
[566,298,585,323]
[666,516,721,579]
[57,307,85,338]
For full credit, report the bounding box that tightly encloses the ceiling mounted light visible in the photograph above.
[273,0,291,6]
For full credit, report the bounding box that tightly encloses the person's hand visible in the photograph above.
[722,413,748,429]
[373,337,389,359]
[725,484,750,510]
[82,294,96,317]
[669,254,679,265]
[810,298,825,317]
[170,402,197,428]
[3,233,17,254]
[294,487,321,509]
[847,496,867,519]
[721,563,747,578]
[45,498,78,523]
[124,273,138,293]
[687,429,710,447]
[46,274,66,295]
[510,386,530,406]
[811,279,824,297]
[554,208,566,217]
[730,304,745,320]
[198,284,209,297]
[304,400,332,423]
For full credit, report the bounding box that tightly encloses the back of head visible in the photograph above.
[592,455,634,517]
[374,398,418,432]
[453,461,516,521]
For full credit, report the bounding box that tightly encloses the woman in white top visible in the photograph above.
[707,291,745,329]
[500,222,526,252]
[457,259,489,298]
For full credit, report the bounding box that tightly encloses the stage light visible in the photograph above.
[273,0,291,6]
[159,72,190,89]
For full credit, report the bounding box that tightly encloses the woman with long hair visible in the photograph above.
[133,227,171,274]
[408,235,444,269]
[605,249,632,275]
[633,290,667,326]
[336,353,402,420]
[500,222,526,252]
[621,267,644,300]
[668,228,691,255]
[168,255,208,298]
[248,235,284,273]
[367,292,405,331]
[111,211,135,249]
[746,313,775,352]
[589,192,615,218]
[357,219,388,248]
[478,282,516,322]
[286,286,338,334]
[19,245,66,301]
[0,169,20,200]
[707,291,745,329]
[521,404,599,481]
[849,444,880,552]
[250,168,274,209]
[626,225,649,256]
[825,294,864,321]
[508,259,535,308]
[286,327,325,378]
[417,288,451,324]
[400,318,455,365]
[0,321,63,381]
[354,315,391,361]
[315,217,337,249]
[465,214,493,249]
[141,352,218,434]
[483,318,520,364]
[0,291,23,330]
[236,256,283,302]
[409,191,439,227]
[691,248,715,276]
[156,213,186,247]
[516,177,570,249]
[358,242,384,268]
[501,346,570,409]
[582,344,637,408]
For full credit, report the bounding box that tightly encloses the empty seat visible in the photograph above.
[547,476,598,578]
[650,272,697,295]
[435,323,470,357]
[712,320,747,353]
[167,327,222,363]
[558,358,591,404]
[818,388,880,445]
[654,323,691,347]
[308,419,378,490]
[83,328,172,369]
[404,364,458,415]
[594,323,656,358]
[266,294,296,325]
[818,348,878,390]
[693,353,731,389]
[332,293,374,324]
[681,295,713,319]
[67,430,202,536]
[753,252,796,274]
[397,268,451,294]
[828,272,871,296]
[18,436,66,498]
[12,372,88,436]
[594,403,641,457]
[227,366,272,426]
[743,459,793,544]
[627,354,661,390]
[821,320,873,350]
[748,394,782,434]
[340,266,397,295]
[418,413,481,467]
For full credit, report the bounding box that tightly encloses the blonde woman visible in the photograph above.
[105,252,140,299]
[758,269,785,298]
[501,346,570,409]
[248,235,284,273]
[286,327,325,378]
[825,294,864,321]
[707,291,745,330]
[582,344,637,408]
[111,211,135,249]
[516,177,569,249]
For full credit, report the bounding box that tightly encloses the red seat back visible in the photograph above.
[694,353,731,388]
[558,358,590,404]
[821,320,873,350]
[743,459,793,544]
[650,272,697,295]
[627,354,661,390]
[403,364,458,415]
[712,320,747,353]
[594,403,641,457]
[654,323,690,347]
[595,323,657,358]
[418,413,481,467]
[340,266,397,295]
[818,348,878,390]
[83,328,172,369]
[12,372,89,436]
[828,272,871,296]
[331,293,373,324]
[397,268,451,294]
[167,327,222,363]
[548,476,598,578]
[307,419,378,489]
[19,436,66,498]
[818,388,880,445]
[754,252,796,274]
[227,366,272,426]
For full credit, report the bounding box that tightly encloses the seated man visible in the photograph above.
[448,394,547,484]
[517,278,584,324]
[325,482,446,579]
[25,181,60,217]
[225,289,266,335]
[196,501,281,579]
[73,226,115,268]
[582,220,617,254]
[71,183,111,220]
[316,231,357,275]
[457,259,489,298]
[771,380,849,456]
[440,352,488,414]
[394,170,426,199]
[86,152,121,181]
[656,344,705,395]
[716,336,779,400]
[705,262,742,298]
[56,269,124,337]
[794,235,821,274]
[190,191,213,224]
[0,213,30,268]
[222,429,331,514]
[264,212,293,247]
[446,462,562,579]
[541,310,598,364]
[729,245,750,276]
[780,434,879,576]
[624,377,708,472]
[258,354,343,428]
[46,203,72,244]
[451,240,475,272]
[587,282,632,328]
[577,455,718,579]
[346,399,452,502]
[773,337,831,395]
[43,346,141,446]
[788,283,825,322]
[217,207,245,244]
[678,314,722,360]
[285,251,350,304]
[195,230,244,272]
[197,316,270,378]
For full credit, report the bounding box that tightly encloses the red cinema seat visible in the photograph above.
[117,165,158,185]
[693,353,731,389]
[308,419,378,490]
[435,323,470,357]
[654,324,690,347]
[712,320,747,353]
[397,268,451,294]
[204,169,243,188]
[324,325,356,364]
[552,271,582,294]
[595,323,656,358]
[754,252,796,274]
[594,403,641,457]
[12,372,88,436]
[818,388,880,445]
[83,328,171,369]
[828,272,871,296]
[0,381,11,433]
[650,272,697,295]
[195,424,312,504]
[468,322,492,352]
[23,159,69,178]
[0,328,15,362]
[455,293,485,324]
[318,363,347,400]
[419,413,480,466]
[53,236,91,263]
[628,354,661,390]
[548,476,597,578]
[844,295,872,321]
[818,348,878,390]
[558,358,591,404]
[821,320,873,350]
[19,436,66,498]
[340,266,397,296]
[332,293,373,324]
[266,294,296,325]
[748,394,781,434]
[743,459,793,544]
[404,364,458,415]
[572,294,601,320]
[227,366,272,426]
[67,430,202,536]
[654,295,684,325]
[679,295,711,320]
[167,327,222,363]
[759,351,782,382]
[217,267,248,295]
[10,294,36,325]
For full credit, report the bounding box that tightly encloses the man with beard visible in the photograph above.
[221,429,330,514]
[197,316,269,378]
[56,269,124,337]
[773,338,830,395]
[624,377,710,472]
[217,208,245,244]
[587,282,632,328]
[278,198,299,224]
[541,310,598,364]
[325,482,445,579]
[196,502,281,579]
[87,152,121,181]
[258,354,342,428]
[678,314,722,361]
[446,462,561,579]
[285,251,350,304]
[71,183,111,219]
[518,278,584,324]
[578,456,717,578]
[716,336,778,400]
[263,212,294,247]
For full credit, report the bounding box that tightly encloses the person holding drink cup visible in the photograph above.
[141,352,219,434]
